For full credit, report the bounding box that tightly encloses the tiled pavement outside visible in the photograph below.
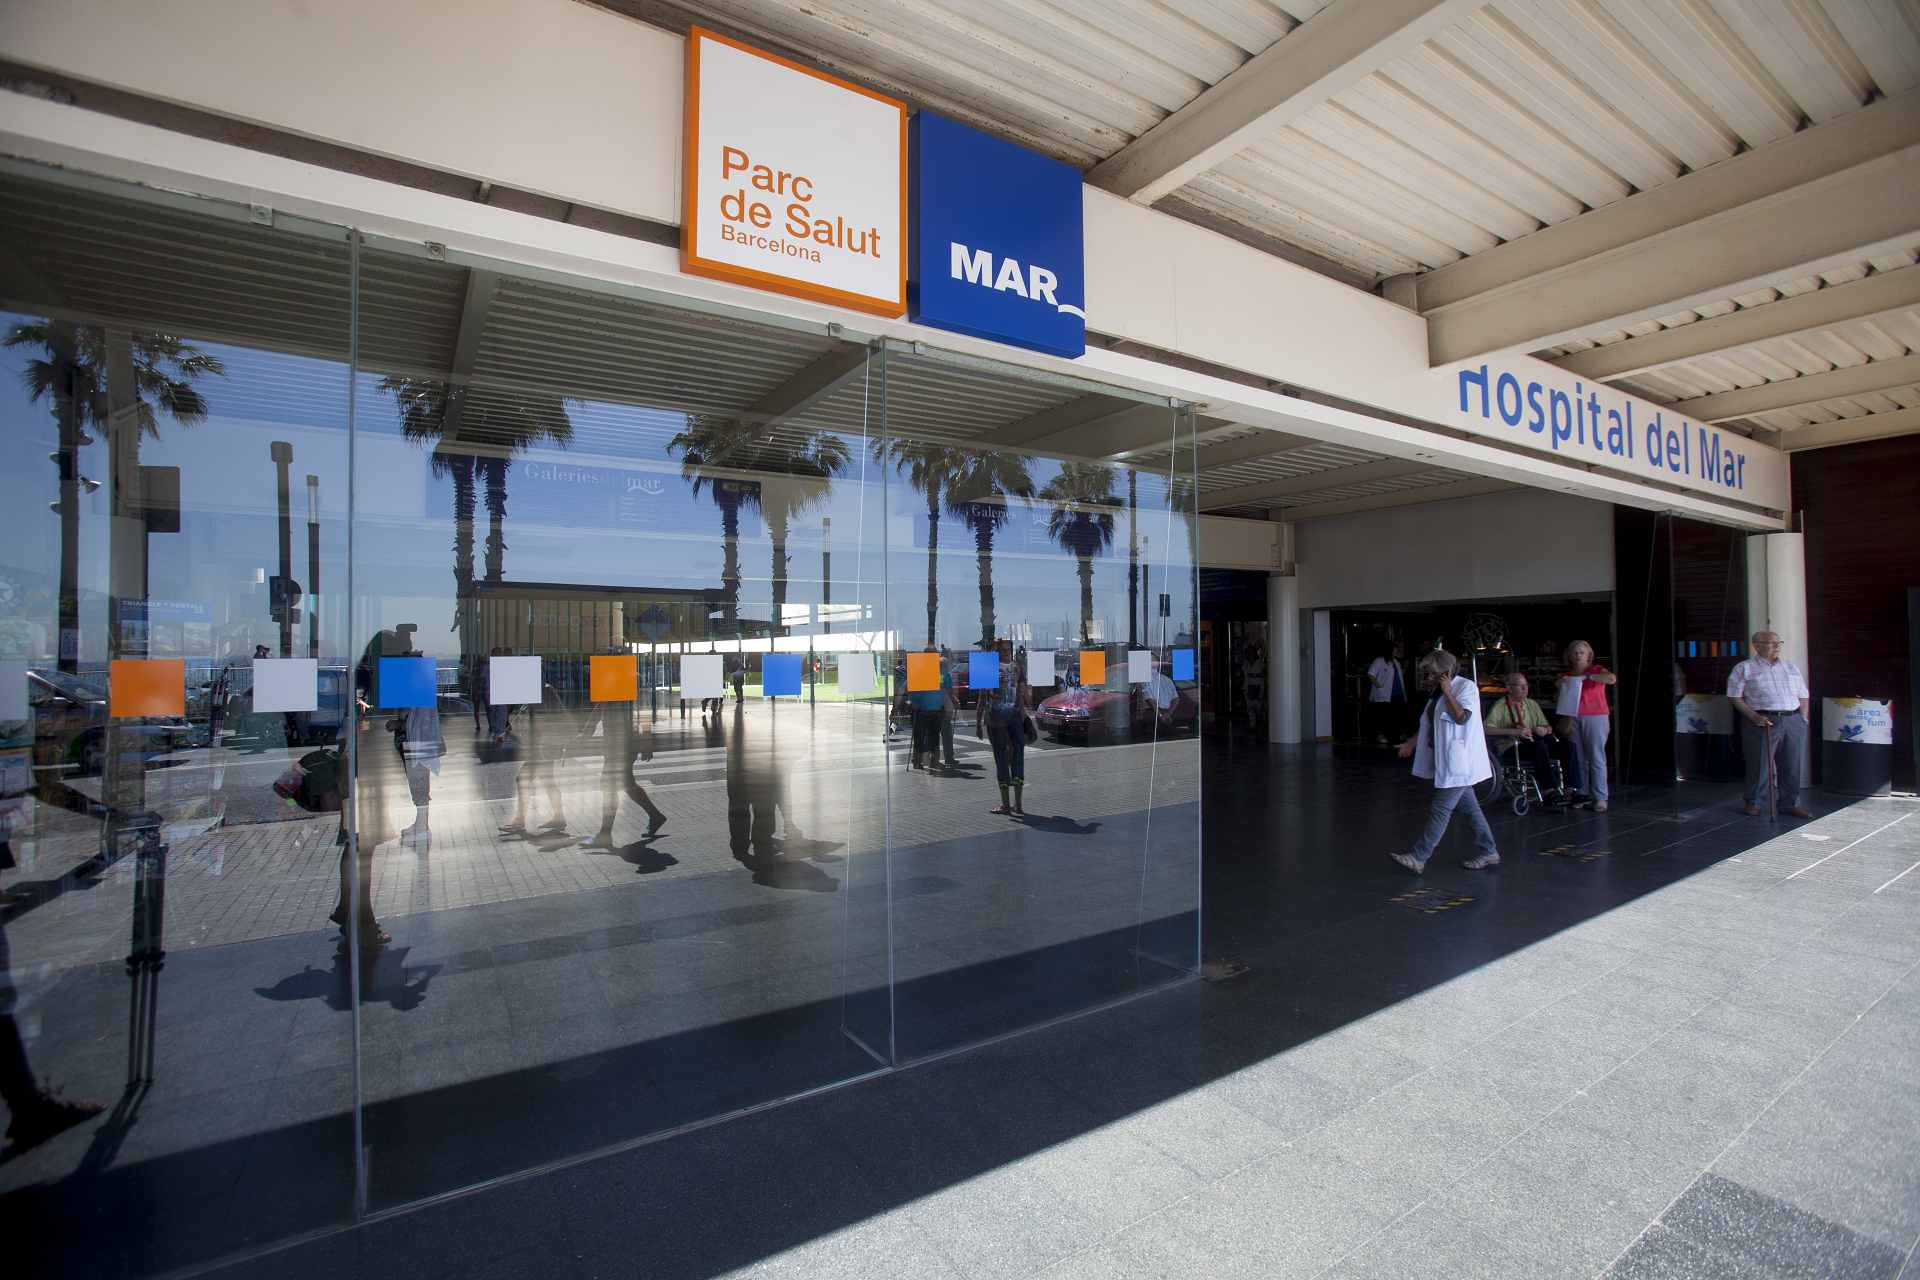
[176,748,1917,1280]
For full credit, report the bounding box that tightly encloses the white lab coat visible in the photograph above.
[1410,675,1492,789]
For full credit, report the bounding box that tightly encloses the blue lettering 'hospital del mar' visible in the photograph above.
[1458,363,1752,492]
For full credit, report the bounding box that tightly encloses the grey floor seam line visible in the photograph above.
[1035,829,1838,1280]
[1784,811,1916,880]
[1594,952,1920,1278]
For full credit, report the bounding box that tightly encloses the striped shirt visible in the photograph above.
[1727,655,1808,712]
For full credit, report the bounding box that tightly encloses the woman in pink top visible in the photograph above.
[1560,639,1616,812]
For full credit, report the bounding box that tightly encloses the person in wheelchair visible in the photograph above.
[1485,673,1570,802]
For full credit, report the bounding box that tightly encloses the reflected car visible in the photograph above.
[27,667,191,779]
[1035,678,1198,742]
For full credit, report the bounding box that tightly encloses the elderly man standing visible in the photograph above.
[1727,631,1811,818]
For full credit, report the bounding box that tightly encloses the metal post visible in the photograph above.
[272,442,295,658]
[307,475,321,658]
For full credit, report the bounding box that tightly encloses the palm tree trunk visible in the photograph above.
[482,455,508,582]
[50,325,80,674]
[974,516,996,647]
[448,453,476,617]
[1078,555,1094,645]
[769,511,788,638]
[924,487,940,648]
[720,501,741,639]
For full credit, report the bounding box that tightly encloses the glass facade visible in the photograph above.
[0,165,1198,1275]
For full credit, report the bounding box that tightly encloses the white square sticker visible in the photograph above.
[682,653,725,701]
[1027,652,1055,688]
[1128,650,1152,683]
[838,654,875,696]
[490,655,542,704]
[0,660,26,720]
[252,658,319,713]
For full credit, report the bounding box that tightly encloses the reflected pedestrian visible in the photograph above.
[396,672,443,847]
[900,646,952,771]
[500,682,572,834]
[576,697,665,848]
[0,892,104,1156]
[974,658,1030,815]
[1390,648,1499,872]
[337,624,414,947]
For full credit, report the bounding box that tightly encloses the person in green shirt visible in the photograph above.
[1485,672,1564,799]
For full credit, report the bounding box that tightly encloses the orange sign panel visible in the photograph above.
[1079,651,1105,686]
[111,659,185,717]
[589,654,638,703]
[681,28,907,317]
[905,652,942,693]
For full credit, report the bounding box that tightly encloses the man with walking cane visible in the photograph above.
[1728,631,1811,819]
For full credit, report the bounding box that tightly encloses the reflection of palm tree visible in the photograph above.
[1039,462,1119,645]
[878,439,970,648]
[4,322,224,670]
[670,418,849,641]
[947,452,1034,647]
[382,379,574,625]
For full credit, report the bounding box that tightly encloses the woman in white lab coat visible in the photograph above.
[1390,649,1500,873]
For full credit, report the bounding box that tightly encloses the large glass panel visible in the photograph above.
[345,253,892,1207]
[875,348,1200,1061]
[0,162,1204,1263]
[0,171,357,1274]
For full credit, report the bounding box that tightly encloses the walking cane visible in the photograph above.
[1764,720,1777,822]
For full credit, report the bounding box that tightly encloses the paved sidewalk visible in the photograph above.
[704,800,1919,1280]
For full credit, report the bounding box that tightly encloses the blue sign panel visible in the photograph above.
[378,656,437,709]
[910,113,1085,359]
[1171,649,1195,682]
[968,650,1000,692]
[761,653,803,697]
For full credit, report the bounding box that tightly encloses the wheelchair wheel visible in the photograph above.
[1512,792,1531,816]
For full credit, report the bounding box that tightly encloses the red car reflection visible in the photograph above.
[1035,677,1198,742]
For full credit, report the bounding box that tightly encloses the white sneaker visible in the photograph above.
[1389,852,1426,874]
[1463,853,1500,869]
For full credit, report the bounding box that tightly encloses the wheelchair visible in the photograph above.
[1481,735,1555,815]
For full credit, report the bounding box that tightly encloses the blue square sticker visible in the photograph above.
[968,650,1000,692]
[910,113,1084,359]
[378,655,437,709]
[1171,649,1195,681]
[761,653,803,697]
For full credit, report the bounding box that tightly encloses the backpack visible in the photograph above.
[273,746,345,813]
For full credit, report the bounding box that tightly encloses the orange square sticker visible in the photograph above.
[589,654,637,702]
[905,652,941,692]
[1079,651,1105,686]
[111,659,185,717]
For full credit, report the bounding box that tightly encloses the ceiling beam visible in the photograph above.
[1199,458,1434,510]
[1777,406,1920,451]
[1551,267,1920,382]
[1668,352,1920,423]
[1276,477,1525,521]
[436,268,498,444]
[1193,429,1325,470]
[971,394,1142,448]
[1083,0,1477,207]
[1419,88,1920,363]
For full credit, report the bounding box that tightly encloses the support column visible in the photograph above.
[1749,531,1811,788]
[1268,574,1300,744]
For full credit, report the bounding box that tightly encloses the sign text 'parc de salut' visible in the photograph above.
[712,146,887,262]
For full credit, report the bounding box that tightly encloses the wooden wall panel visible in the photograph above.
[1793,435,1920,791]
